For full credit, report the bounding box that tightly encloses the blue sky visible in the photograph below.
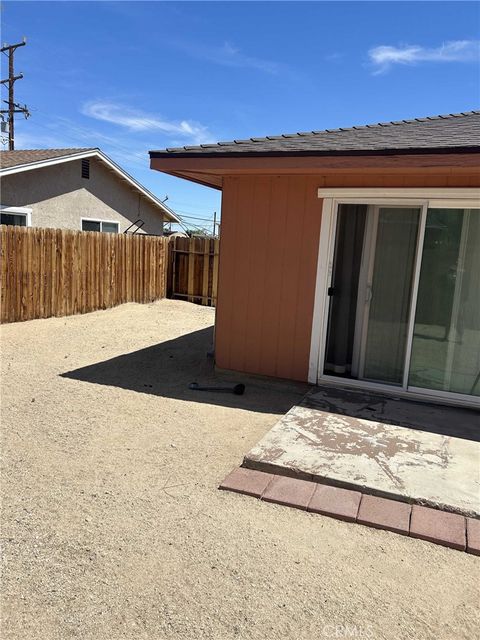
[2,1,479,231]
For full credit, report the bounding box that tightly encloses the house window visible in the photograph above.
[1,212,28,226]
[0,206,31,226]
[81,219,119,233]
[81,158,90,179]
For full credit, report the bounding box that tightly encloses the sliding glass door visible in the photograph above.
[361,207,420,385]
[409,209,480,397]
[323,203,480,402]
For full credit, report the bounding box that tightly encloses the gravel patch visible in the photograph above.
[1,299,478,640]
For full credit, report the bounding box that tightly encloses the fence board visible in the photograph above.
[0,226,169,323]
[169,236,219,307]
[211,239,220,306]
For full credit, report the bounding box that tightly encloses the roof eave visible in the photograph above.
[151,149,480,191]
[149,146,480,159]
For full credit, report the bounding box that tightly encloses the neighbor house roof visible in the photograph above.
[1,147,180,222]
[150,111,480,158]
[0,148,97,169]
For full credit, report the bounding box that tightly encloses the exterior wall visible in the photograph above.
[215,170,480,382]
[215,176,322,382]
[1,158,165,234]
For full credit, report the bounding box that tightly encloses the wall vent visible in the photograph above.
[81,158,90,179]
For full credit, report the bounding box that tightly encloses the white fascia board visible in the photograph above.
[0,150,98,176]
[1,149,181,223]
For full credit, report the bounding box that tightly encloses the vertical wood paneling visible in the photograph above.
[244,179,285,372]
[275,177,310,380]
[258,176,292,377]
[0,226,168,323]
[216,170,479,382]
[319,171,479,188]
[215,175,322,381]
[291,176,325,380]
[228,178,255,373]
[215,181,238,368]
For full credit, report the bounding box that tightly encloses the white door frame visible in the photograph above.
[308,188,480,408]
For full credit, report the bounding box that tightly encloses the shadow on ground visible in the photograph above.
[307,386,480,442]
[61,327,308,414]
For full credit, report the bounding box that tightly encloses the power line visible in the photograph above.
[0,38,30,150]
[166,199,219,213]
[0,43,218,234]
[178,213,218,223]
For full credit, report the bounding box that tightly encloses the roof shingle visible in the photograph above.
[0,148,96,169]
[150,111,480,157]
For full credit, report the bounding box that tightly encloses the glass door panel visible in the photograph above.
[323,204,367,376]
[409,209,480,397]
[362,208,420,384]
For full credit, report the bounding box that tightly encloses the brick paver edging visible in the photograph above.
[219,467,480,555]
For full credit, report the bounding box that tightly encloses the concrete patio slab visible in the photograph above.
[303,386,480,441]
[244,389,480,518]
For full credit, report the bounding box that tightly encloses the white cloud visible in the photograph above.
[369,39,480,74]
[324,53,344,62]
[81,101,214,145]
[12,116,163,173]
[201,41,279,74]
[171,39,280,75]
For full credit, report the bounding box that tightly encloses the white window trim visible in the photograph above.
[317,187,480,204]
[81,217,120,233]
[0,205,32,226]
[309,188,480,408]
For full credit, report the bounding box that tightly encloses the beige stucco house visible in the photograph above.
[0,148,179,234]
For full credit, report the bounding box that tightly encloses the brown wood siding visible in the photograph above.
[215,170,480,382]
[314,171,480,187]
[215,176,322,381]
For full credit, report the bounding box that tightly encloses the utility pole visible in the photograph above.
[1,38,30,150]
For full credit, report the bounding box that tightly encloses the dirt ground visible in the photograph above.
[1,299,478,640]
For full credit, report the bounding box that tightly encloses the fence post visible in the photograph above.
[202,237,210,305]
[212,238,219,307]
[187,236,195,303]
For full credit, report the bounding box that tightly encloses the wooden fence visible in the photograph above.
[168,236,219,306]
[0,225,169,323]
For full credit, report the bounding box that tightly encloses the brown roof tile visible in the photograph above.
[150,111,480,158]
[0,148,96,169]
